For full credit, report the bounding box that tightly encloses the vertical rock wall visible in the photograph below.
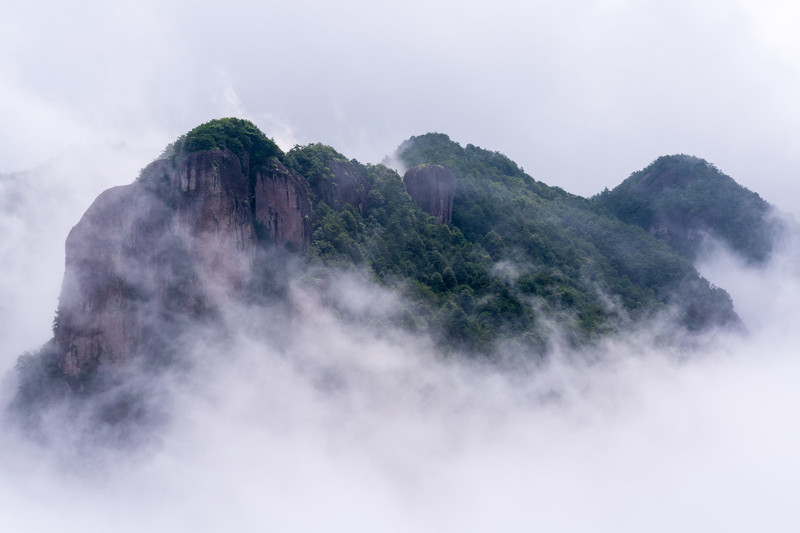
[403,164,456,224]
[254,160,312,249]
[54,149,312,379]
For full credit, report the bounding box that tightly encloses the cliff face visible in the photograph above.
[254,159,313,248]
[307,159,370,214]
[403,164,456,224]
[55,183,181,378]
[54,148,311,379]
[326,160,370,214]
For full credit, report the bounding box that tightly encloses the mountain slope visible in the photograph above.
[395,134,738,337]
[593,154,782,263]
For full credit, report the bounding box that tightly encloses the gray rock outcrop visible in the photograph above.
[403,164,456,224]
[54,149,311,379]
[310,159,370,215]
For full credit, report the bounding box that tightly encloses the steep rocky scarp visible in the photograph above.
[54,145,311,380]
[402,164,456,224]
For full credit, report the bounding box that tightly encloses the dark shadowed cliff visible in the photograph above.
[402,164,457,224]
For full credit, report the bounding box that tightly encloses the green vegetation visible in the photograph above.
[286,144,525,353]
[141,118,284,192]
[12,121,756,431]
[177,117,283,167]
[127,125,750,357]
[285,135,740,356]
[395,134,738,339]
[91,123,754,361]
[285,143,348,203]
[594,154,781,263]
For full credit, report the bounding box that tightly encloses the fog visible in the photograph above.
[2,151,800,532]
[0,145,153,363]
[4,1,800,530]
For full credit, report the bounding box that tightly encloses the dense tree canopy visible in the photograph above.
[284,134,743,356]
[119,124,756,357]
[594,154,781,263]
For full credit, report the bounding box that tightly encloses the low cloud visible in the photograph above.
[2,185,800,531]
[5,0,800,527]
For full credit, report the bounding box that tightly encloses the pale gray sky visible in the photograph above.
[3,0,800,210]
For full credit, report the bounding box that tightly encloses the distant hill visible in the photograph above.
[593,154,783,263]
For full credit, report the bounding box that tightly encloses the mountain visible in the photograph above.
[11,119,750,428]
[593,154,783,263]
[394,134,738,338]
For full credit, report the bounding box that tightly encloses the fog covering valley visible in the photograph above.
[2,139,800,532]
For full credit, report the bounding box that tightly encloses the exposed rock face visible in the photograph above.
[54,149,311,379]
[403,164,456,224]
[254,159,313,248]
[55,183,182,378]
[310,159,370,214]
[327,160,370,214]
[169,150,258,292]
[648,213,711,256]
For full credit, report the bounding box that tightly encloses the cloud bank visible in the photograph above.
[2,150,800,532]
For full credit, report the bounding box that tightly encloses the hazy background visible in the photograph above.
[3,0,800,208]
[3,1,800,531]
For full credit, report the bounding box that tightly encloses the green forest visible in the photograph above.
[280,130,752,355]
[130,119,778,356]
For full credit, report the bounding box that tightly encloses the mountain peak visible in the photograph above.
[595,154,782,263]
[51,122,311,381]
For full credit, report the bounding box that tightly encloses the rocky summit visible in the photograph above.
[54,144,312,379]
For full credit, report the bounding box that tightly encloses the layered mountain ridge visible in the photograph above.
[12,118,781,422]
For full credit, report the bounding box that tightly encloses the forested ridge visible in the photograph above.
[17,118,774,403]
[286,130,752,355]
[14,118,781,428]
[593,154,781,264]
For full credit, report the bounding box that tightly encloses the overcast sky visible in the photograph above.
[3,0,800,211]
